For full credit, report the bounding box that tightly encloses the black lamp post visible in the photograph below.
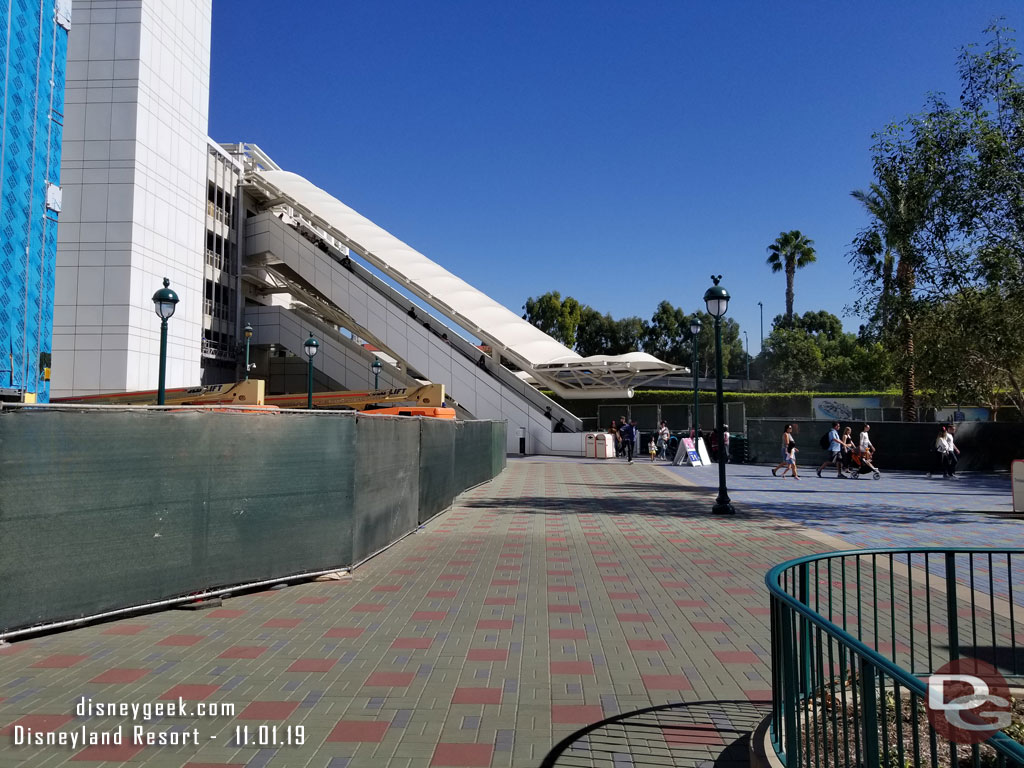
[703,275,735,514]
[688,316,701,438]
[151,278,179,405]
[744,331,750,381]
[243,323,253,380]
[372,357,382,389]
[303,334,319,409]
[757,301,764,354]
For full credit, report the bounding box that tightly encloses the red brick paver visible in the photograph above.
[0,458,831,767]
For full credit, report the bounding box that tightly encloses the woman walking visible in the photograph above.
[772,424,797,477]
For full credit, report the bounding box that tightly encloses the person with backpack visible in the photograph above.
[817,421,844,478]
[619,419,635,464]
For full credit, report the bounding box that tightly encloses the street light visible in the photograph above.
[303,334,319,409]
[243,323,253,380]
[703,275,734,515]
[744,330,750,381]
[757,301,764,354]
[371,357,382,389]
[688,316,701,440]
[151,278,179,406]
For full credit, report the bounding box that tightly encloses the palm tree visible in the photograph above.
[766,230,817,326]
[851,164,931,421]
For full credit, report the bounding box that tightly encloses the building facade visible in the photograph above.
[0,0,70,402]
[51,0,212,397]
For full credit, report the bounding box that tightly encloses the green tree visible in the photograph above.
[763,310,896,391]
[644,301,691,366]
[915,286,1024,415]
[766,230,817,326]
[851,161,931,420]
[573,307,610,357]
[574,308,643,356]
[691,311,744,379]
[761,327,824,391]
[851,24,1024,418]
[608,316,648,355]
[522,291,581,347]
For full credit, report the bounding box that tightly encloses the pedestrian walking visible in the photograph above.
[839,426,857,475]
[817,422,844,478]
[858,423,881,475]
[772,424,796,476]
[656,421,670,460]
[786,443,800,479]
[933,424,961,478]
[619,419,635,464]
[648,437,657,462]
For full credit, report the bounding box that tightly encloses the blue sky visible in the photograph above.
[209,1,1021,355]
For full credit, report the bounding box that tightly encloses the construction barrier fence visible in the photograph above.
[0,407,506,636]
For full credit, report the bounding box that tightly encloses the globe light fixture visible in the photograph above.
[151,278,179,405]
[243,323,253,380]
[304,334,319,409]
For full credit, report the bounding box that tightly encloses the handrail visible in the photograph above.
[766,547,1024,766]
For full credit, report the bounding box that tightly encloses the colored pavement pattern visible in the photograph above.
[667,461,1022,603]
[0,457,1018,767]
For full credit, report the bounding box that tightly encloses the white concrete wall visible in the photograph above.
[53,0,211,396]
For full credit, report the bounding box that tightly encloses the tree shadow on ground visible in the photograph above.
[461,492,1023,539]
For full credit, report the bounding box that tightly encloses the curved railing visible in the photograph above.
[766,548,1024,767]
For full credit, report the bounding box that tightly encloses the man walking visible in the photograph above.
[934,424,961,478]
[619,419,635,464]
[817,421,843,478]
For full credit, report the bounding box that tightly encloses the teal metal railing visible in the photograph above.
[767,548,1024,767]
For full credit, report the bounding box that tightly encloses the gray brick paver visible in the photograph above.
[1,458,837,766]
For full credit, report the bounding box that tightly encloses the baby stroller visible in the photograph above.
[842,447,881,480]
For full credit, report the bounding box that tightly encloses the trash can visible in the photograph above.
[730,434,748,464]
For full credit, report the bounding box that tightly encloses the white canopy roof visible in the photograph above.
[250,170,683,395]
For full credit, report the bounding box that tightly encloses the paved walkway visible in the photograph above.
[0,458,1017,767]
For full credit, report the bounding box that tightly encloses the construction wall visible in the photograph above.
[0,407,506,635]
[0,0,68,401]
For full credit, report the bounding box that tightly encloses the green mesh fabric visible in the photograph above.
[352,415,420,563]
[418,418,456,523]
[0,409,355,631]
[0,409,506,634]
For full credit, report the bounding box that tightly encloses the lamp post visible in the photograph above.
[689,316,701,439]
[703,275,734,514]
[303,334,319,409]
[243,323,253,380]
[151,278,179,405]
[744,330,750,381]
[371,357,382,389]
[757,301,764,354]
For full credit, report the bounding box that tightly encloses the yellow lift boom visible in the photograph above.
[52,381,454,417]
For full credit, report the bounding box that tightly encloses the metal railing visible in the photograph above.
[767,549,1024,767]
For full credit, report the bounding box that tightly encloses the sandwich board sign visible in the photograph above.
[673,437,705,466]
[683,438,701,466]
[696,437,711,466]
[1014,460,1024,513]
